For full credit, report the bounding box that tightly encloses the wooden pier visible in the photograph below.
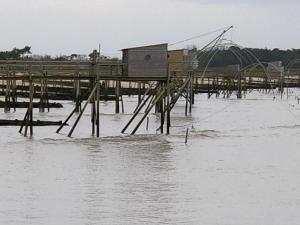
[0,45,300,137]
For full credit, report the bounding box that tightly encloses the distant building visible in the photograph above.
[267,61,284,72]
[69,54,89,61]
[168,49,198,74]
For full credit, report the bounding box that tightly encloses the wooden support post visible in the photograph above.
[131,87,165,135]
[115,80,120,114]
[91,99,96,136]
[160,82,164,134]
[75,71,81,112]
[96,75,100,137]
[280,71,284,100]
[191,72,195,105]
[237,65,242,99]
[56,107,77,133]
[146,117,149,131]
[24,78,34,137]
[19,108,29,134]
[4,66,11,113]
[12,75,16,112]
[216,77,219,98]
[185,76,190,116]
[39,72,45,113]
[91,50,97,135]
[68,85,97,137]
[195,72,199,94]
[120,95,124,113]
[166,73,171,135]
[185,128,189,144]
[189,73,192,114]
[207,77,211,99]
[121,85,157,134]
[138,82,142,105]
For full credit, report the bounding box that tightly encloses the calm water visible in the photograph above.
[1,90,300,225]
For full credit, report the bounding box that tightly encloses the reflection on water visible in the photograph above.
[1,90,300,225]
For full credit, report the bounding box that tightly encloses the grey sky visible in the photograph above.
[0,0,299,57]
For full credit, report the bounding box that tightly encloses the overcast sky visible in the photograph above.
[0,0,299,57]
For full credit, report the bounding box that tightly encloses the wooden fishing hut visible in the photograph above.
[120,43,172,135]
[122,43,168,79]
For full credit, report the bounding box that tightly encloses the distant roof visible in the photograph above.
[121,43,168,51]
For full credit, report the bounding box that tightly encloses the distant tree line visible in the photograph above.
[2,46,300,68]
[0,46,31,60]
[198,47,300,68]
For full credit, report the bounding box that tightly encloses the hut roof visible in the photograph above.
[121,43,168,51]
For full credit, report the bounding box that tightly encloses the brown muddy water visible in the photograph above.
[1,90,300,225]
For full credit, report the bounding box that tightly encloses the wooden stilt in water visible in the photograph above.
[207,77,211,99]
[131,87,166,135]
[56,107,77,133]
[185,128,189,144]
[160,82,164,134]
[166,73,171,135]
[185,76,190,116]
[189,73,192,114]
[138,82,142,105]
[121,84,158,134]
[146,117,149,131]
[115,80,120,114]
[237,65,242,99]
[96,75,100,137]
[191,72,195,105]
[24,78,34,137]
[68,85,97,137]
[75,71,81,112]
[120,95,124,113]
[91,98,96,136]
